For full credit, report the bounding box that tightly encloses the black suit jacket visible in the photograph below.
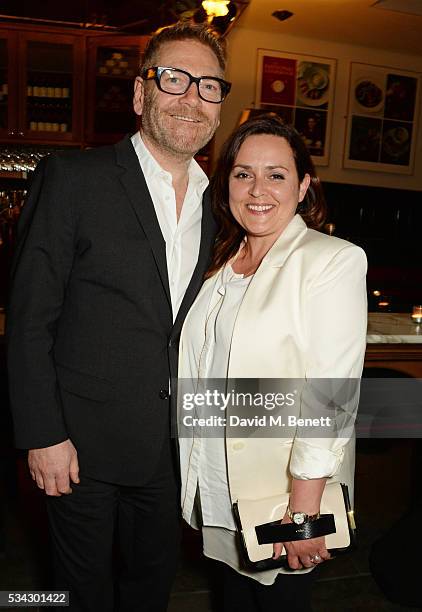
[7,136,216,485]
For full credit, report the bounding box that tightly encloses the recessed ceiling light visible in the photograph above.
[272,9,294,21]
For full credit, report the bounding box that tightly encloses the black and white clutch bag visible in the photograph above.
[232,482,356,571]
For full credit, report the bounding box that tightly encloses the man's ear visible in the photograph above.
[133,77,144,116]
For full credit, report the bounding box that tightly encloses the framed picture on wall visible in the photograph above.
[344,62,421,174]
[255,49,337,166]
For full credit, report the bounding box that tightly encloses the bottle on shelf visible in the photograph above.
[47,75,54,98]
[54,74,62,100]
[62,76,70,98]
[33,77,40,97]
[40,75,47,98]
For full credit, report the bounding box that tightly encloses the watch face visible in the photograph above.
[293,512,305,525]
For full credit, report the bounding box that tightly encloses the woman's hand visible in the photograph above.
[273,514,331,569]
[272,476,330,569]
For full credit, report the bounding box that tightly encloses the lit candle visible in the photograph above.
[411,305,422,324]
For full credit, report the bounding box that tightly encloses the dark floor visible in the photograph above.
[1,439,422,611]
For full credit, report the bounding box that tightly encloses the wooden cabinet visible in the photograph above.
[1,27,85,144]
[18,31,85,144]
[85,35,148,145]
[0,29,19,141]
[0,24,149,148]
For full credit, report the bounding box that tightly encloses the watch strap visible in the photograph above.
[255,513,336,545]
[287,505,320,523]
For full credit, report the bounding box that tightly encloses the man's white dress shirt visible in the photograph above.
[131,132,209,320]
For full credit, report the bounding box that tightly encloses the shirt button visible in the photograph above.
[233,442,245,451]
[159,389,169,400]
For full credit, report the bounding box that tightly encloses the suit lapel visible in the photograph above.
[261,214,308,269]
[114,136,171,309]
[172,187,216,337]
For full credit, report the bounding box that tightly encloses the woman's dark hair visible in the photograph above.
[207,114,327,278]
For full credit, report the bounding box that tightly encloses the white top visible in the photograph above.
[131,132,209,319]
[180,264,253,530]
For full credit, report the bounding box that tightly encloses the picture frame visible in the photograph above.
[255,49,337,166]
[344,62,421,174]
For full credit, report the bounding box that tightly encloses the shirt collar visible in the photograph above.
[131,131,209,192]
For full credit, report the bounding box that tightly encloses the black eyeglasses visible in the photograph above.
[142,66,231,103]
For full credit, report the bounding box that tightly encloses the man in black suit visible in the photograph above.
[7,23,230,612]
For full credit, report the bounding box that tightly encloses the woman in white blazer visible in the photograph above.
[178,116,367,611]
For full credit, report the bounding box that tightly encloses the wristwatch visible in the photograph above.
[287,505,320,525]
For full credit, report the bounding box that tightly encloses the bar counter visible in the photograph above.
[366,313,422,377]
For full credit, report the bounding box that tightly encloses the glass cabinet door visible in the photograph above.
[19,32,83,143]
[85,35,148,144]
[0,30,18,140]
[0,38,9,134]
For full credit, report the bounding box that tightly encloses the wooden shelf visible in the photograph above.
[96,74,135,80]
[28,69,72,75]
[0,170,27,179]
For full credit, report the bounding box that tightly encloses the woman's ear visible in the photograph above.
[298,173,311,202]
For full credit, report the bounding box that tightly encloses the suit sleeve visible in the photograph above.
[6,154,75,449]
[289,244,368,480]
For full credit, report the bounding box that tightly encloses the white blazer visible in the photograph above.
[178,214,368,507]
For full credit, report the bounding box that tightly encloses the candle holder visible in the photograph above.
[411,305,422,324]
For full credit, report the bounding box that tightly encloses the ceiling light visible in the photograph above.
[272,9,294,21]
[202,1,230,18]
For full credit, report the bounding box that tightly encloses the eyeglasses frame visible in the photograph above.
[141,66,231,103]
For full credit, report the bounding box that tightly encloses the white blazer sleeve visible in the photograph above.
[289,244,367,480]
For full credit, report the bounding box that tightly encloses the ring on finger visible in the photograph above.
[310,554,322,563]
